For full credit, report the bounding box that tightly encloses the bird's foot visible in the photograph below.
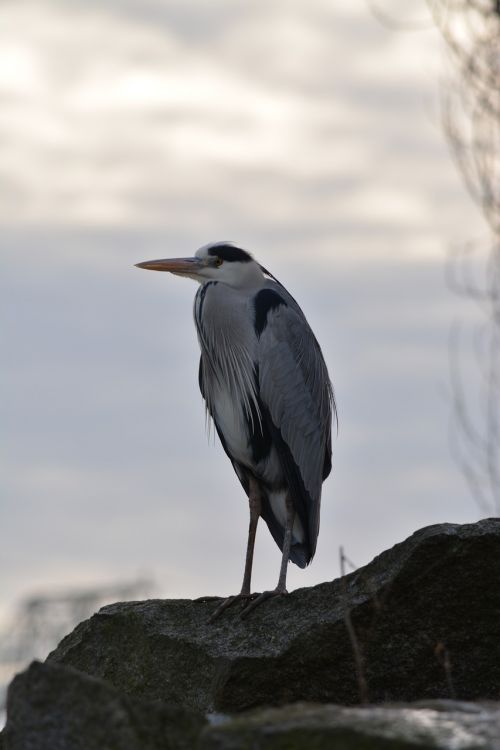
[240,587,288,619]
[209,592,257,622]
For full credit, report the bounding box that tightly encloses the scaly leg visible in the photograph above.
[241,492,295,618]
[209,477,261,622]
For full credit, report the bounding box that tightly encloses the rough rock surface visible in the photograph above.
[3,662,500,749]
[2,661,205,750]
[201,701,500,750]
[47,519,500,713]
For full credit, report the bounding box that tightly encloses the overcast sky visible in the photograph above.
[1,0,487,631]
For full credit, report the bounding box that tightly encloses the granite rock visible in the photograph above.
[47,519,500,713]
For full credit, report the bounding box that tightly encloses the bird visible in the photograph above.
[136,242,335,618]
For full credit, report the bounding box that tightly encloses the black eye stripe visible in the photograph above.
[207,244,252,263]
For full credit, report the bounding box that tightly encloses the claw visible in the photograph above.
[240,588,288,619]
[209,592,258,622]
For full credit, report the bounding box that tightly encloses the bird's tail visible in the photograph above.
[260,489,312,569]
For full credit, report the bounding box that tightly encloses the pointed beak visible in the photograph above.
[135,257,204,274]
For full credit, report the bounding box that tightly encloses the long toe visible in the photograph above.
[209,593,257,622]
[240,588,288,619]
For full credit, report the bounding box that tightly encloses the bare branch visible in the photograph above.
[369,1,500,514]
[339,547,369,705]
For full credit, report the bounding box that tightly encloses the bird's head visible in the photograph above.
[136,242,265,289]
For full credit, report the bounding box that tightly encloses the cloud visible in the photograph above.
[0,0,482,252]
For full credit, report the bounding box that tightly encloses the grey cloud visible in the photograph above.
[0,0,474,238]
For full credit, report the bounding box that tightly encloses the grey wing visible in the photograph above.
[258,299,335,559]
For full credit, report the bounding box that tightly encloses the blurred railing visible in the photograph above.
[0,578,153,724]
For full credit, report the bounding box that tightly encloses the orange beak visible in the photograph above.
[135,257,204,274]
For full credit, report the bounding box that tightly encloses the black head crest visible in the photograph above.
[207,243,253,263]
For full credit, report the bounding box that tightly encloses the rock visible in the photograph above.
[200,701,500,750]
[1,661,205,750]
[3,664,500,750]
[4,664,500,750]
[47,519,500,713]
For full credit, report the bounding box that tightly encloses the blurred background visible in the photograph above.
[2,0,499,711]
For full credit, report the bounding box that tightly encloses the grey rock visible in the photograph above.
[200,701,500,750]
[47,519,500,713]
[3,664,500,749]
[2,660,205,750]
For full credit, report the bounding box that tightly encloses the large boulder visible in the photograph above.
[47,519,500,713]
[3,662,500,749]
[2,661,205,750]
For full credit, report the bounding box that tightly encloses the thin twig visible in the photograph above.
[434,642,456,699]
[339,547,369,705]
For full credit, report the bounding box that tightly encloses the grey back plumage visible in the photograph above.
[257,290,334,555]
[195,268,335,565]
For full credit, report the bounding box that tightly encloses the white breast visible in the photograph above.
[212,382,252,466]
[196,282,261,469]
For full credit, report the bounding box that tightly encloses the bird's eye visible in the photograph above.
[215,257,223,268]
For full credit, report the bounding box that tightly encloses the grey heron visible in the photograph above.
[136,242,335,618]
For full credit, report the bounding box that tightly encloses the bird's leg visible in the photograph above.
[276,495,294,591]
[209,478,261,622]
[240,481,261,595]
[241,493,294,618]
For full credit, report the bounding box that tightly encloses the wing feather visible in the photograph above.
[258,296,334,559]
